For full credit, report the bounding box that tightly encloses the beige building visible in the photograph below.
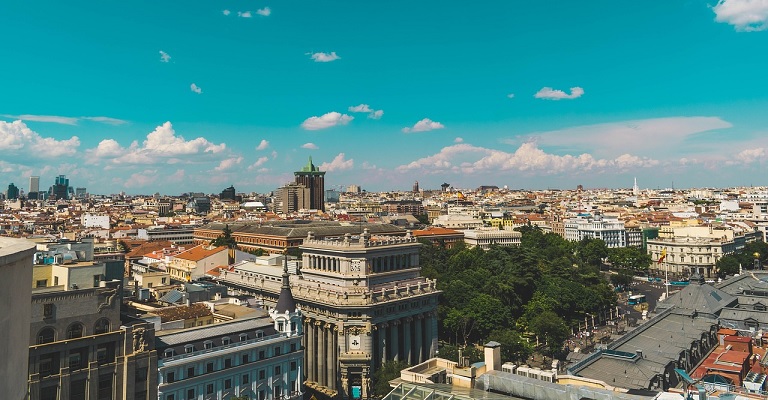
[463,227,522,250]
[167,244,228,282]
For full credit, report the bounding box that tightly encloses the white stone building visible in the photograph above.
[564,215,627,248]
[463,227,522,250]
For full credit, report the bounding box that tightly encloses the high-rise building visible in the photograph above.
[413,181,419,193]
[276,183,311,214]
[294,157,325,211]
[75,187,87,199]
[29,176,39,193]
[51,175,69,200]
[220,185,237,201]
[6,183,19,200]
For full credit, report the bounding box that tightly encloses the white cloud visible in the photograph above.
[86,121,226,165]
[713,0,768,31]
[302,143,319,149]
[214,156,243,172]
[507,93,515,99]
[159,50,171,63]
[256,139,269,150]
[348,104,383,119]
[124,170,158,189]
[223,9,231,16]
[454,137,464,143]
[301,112,353,130]
[238,11,252,18]
[402,118,445,133]
[319,153,354,171]
[734,147,767,164]
[1,114,78,125]
[534,86,584,100]
[256,7,271,16]
[396,142,659,176]
[0,120,80,157]
[190,83,202,94]
[248,156,269,170]
[309,52,340,62]
[271,150,278,159]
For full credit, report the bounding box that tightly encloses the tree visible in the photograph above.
[528,310,569,358]
[488,328,533,362]
[578,238,608,268]
[607,247,652,273]
[716,256,740,277]
[211,224,237,249]
[372,360,410,396]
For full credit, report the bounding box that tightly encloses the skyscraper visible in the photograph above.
[6,183,19,200]
[51,175,69,200]
[29,176,39,193]
[294,157,325,211]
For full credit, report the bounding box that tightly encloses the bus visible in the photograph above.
[628,294,647,305]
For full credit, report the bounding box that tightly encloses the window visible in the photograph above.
[275,386,281,398]
[290,342,296,352]
[239,333,248,341]
[167,372,175,383]
[36,279,48,288]
[186,389,195,400]
[222,337,230,345]
[71,379,87,400]
[206,362,214,373]
[184,345,194,354]
[43,303,54,318]
[259,390,266,400]
[187,367,195,378]
[166,395,174,400]
[224,379,232,389]
[37,327,55,344]
[206,384,214,395]
[259,369,266,380]
[274,346,281,356]
[66,323,84,339]
[164,349,175,358]
[93,274,101,288]
[97,343,115,364]
[255,330,263,338]
[204,340,212,349]
[242,374,250,384]
[258,350,265,359]
[98,374,113,400]
[242,354,249,364]
[275,365,281,375]
[291,361,297,371]
[94,318,110,334]
[224,358,232,368]
[135,367,148,383]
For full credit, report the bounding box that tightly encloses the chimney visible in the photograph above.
[636,349,643,359]
[485,341,502,371]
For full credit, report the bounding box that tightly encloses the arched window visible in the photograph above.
[94,318,110,334]
[37,327,56,344]
[66,323,84,339]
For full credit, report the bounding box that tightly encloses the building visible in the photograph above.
[28,281,158,400]
[155,263,304,400]
[413,181,419,193]
[463,227,522,250]
[294,157,326,212]
[216,229,441,399]
[0,237,36,399]
[137,226,195,245]
[167,244,229,282]
[187,197,211,214]
[564,214,627,248]
[7,182,19,200]
[75,187,87,199]
[325,189,340,203]
[412,227,465,249]
[276,183,311,214]
[51,175,69,200]
[381,200,425,216]
[82,214,111,229]
[220,185,237,201]
[30,175,40,193]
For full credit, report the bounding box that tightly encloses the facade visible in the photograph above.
[463,227,522,250]
[52,175,69,200]
[187,197,211,214]
[276,183,311,214]
[0,237,36,399]
[381,201,425,216]
[564,215,627,248]
[75,187,87,199]
[82,214,111,229]
[167,244,229,282]
[7,182,20,199]
[28,282,158,400]
[294,157,326,212]
[216,229,441,399]
[412,227,465,249]
[30,175,40,193]
[137,226,195,245]
[220,185,237,201]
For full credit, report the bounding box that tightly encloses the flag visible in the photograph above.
[658,249,667,264]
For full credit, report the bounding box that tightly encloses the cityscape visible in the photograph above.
[4,1,768,400]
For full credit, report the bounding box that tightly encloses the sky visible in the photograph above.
[2,0,768,195]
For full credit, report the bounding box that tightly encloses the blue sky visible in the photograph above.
[2,0,768,195]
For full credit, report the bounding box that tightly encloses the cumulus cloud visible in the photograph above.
[734,147,767,164]
[0,120,80,157]
[256,139,269,150]
[534,86,584,100]
[713,0,768,31]
[124,170,158,189]
[223,9,231,16]
[302,143,319,149]
[454,137,464,143]
[1,114,128,125]
[402,118,445,133]
[396,142,659,176]
[309,52,340,62]
[247,156,270,170]
[319,153,354,171]
[238,11,252,18]
[301,112,353,130]
[214,156,243,171]
[348,104,383,119]
[190,83,202,94]
[159,50,171,63]
[256,7,271,16]
[86,121,226,165]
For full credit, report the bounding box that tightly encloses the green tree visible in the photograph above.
[211,224,238,249]
[607,247,652,273]
[716,256,740,277]
[487,328,533,362]
[372,360,410,396]
[578,238,608,268]
[528,310,570,358]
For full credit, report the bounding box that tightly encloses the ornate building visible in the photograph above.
[294,157,326,212]
[216,229,440,399]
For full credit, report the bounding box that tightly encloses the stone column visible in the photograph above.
[377,324,387,367]
[414,315,424,363]
[327,324,335,390]
[429,312,438,358]
[404,317,413,365]
[317,322,326,387]
[390,320,400,361]
[307,320,315,382]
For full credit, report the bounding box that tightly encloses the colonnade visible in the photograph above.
[303,320,339,390]
[373,312,437,367]
[306,255,342,272]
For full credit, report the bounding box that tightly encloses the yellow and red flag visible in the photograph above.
[658,249,667,264]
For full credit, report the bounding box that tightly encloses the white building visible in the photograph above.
[82,213,111,229]
[463,227,522,250]
[564,215,627,248]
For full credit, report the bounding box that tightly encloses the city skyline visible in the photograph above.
[2,1,768,194]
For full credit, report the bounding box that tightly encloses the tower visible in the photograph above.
[633,177,639,196]
[52,175,69,200]
[413,181,419,193]
[29,176,39,193]
[294,157,326,211]
[269,256,303,337]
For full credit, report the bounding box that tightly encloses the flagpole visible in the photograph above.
[665,260,669,299]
